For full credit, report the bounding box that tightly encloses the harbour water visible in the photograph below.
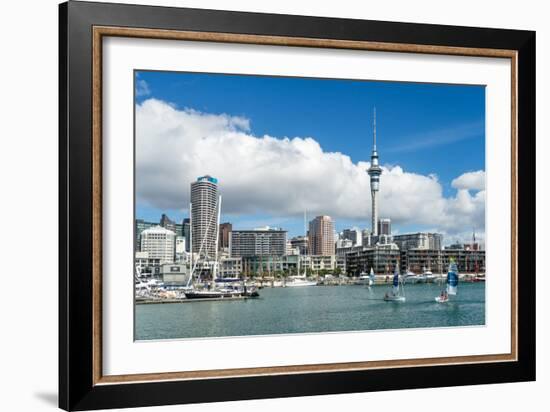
[135,282,485,340]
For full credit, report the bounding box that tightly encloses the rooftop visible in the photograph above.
[196,175,218,184]
[141,225,176,235]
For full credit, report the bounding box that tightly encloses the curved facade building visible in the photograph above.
[190,175,219,259]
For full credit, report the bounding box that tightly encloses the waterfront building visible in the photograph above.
[219,222,232,251]
[367,108,382,236]
[134,251,161,273]
[442,248,485,273]
[393,232,442,251]
[399,248,485,274]
[190,175,219,258]
[336,256,347,272]
[140,225,176,264]
[242,255,299,275]
[345,247,401,276]
[378,218,391,235]
[290,236,308,255]
[308,216,335,256]
[400,249,443,273]
[153,263,189,286]
[230,228,287,257]
[336,244,365,258]
[135,219,156,251]
[219,257,243,278]
[309,255,338,272]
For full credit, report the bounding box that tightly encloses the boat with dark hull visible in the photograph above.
[184,285,259,300]
[184,290,239,299]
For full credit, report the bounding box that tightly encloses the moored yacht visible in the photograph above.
[285,276,317,287]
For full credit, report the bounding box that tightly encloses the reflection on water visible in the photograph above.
[135,282,485,340]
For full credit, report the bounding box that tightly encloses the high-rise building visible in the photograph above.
[140,225,176,263]
[230,228,287,257]
[219,222,232,250]
[367,108,382,236]
[378,218,391,235]
[309,216,335,256]
[160,213,177,233]
[190,175,219,258]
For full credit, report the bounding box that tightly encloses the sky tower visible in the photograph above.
[367,107,382,236]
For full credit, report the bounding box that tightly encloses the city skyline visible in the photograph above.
[135,71,485,244]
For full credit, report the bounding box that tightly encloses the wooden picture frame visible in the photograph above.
[59,1,535,410]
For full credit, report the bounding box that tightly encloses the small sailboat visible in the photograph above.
[435,259,459,303]
[368,267,375,286]
[383,265,406,302]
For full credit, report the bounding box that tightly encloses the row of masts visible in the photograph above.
[187,198,311,285]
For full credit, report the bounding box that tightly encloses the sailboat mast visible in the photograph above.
[187,203,193,287]
[212,195,222,282]
[303,210,307,277]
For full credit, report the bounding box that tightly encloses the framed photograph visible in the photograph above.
[59,1,535,410]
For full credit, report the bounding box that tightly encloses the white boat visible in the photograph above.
[384,266,406,302]
[419,266,434,283]
[285,276,317,287]
[403,268,419,284]
[435,260,458,303]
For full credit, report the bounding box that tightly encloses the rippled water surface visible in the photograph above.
[135,282,485,340]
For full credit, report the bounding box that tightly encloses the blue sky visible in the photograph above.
[135,70,485,240]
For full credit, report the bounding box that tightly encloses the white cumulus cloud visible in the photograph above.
[136,98,485,237]
[451,170,485,191]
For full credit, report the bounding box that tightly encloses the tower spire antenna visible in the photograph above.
[367,106,382,236]
[373,106,377,150]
